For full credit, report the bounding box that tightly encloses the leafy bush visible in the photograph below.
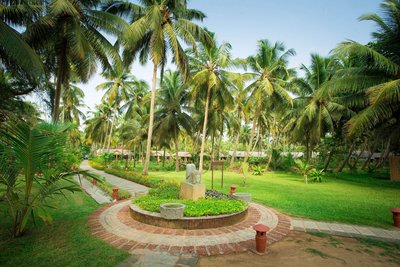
[310,169,325,182]
[252,165,264,175]
[88,160,105,170]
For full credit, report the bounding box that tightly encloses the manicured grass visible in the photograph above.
[0,188,129,267]
[148,170,400,228]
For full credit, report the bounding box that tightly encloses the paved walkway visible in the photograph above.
[291,218,400,241]
[74,176,111,204]
[117,249,198,267]
[88,200,291,256]
[80,161,148,195]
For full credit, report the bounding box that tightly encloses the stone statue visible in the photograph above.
[186,164,201,184]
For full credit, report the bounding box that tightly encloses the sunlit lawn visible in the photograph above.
[0,188,129,267]
[149,169,400,228]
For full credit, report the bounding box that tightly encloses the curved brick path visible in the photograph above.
[88,200,291,256]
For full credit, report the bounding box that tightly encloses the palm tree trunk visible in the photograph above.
[323,148,334,172]
[53,47,67,123]
[245,113,258,163]
[107,114,115,152]
[230,131,240,167]
[375,137,391,169]
[163,147,166,167]
[362,142,377,170]
[174,129,179,172]
[337,141,356,173]
[199,87,212,173]
[143,64,158,176]
[133,144,136,168]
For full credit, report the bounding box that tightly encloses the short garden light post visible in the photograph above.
[112,187,119,202]
[391,208,400,228]
[253,224,269,254]
[230,184,237,196]
[92,178,97,186]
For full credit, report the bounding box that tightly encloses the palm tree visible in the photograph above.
[243,40,296,163]
[26,0,126,122]
[0,121,83,237]
[0,0,44,76]
[333,0,400,151]
[290,54,353,162]
[60,83,87,125]
[153,70,194,171]
[106,0,213,175]
[188,38,235,173]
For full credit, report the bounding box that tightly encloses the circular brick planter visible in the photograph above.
[160,203,185,219]
[88,200,291,256]
[130,203,248,229]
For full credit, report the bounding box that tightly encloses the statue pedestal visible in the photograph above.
[180,182,205,201]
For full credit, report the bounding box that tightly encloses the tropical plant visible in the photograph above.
[0,0,44,76]
[252,165,263,176]
[153,70,194,171]
[26,0,126,122]
[188,36,235,173]
[292,159,315,184]
[309,169,325,182]
[243,40,296,163]
[332,0,400,152]
[0,121,83,237]
[106,0,212,175]
[60,83,86,124]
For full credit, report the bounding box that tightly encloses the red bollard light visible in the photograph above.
[230,184,237,196]
[391,208,400,228]
[112,187,119,202]
[253,224,269,254]
[92,178,97,186]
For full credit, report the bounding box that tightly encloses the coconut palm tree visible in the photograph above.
[188,38,235,173]
[290,54,354,162]
[332,0,400,151]
[25,0,126,122]
[60,83,87,125]
[153,70,194,171]
[0,0,44,76]
[105,0,213,175]
[243,40,296,163]
[0,121,84,237]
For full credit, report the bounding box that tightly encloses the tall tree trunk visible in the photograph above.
[375,137,391,169]
[143,64,158,175]
[245,113,258,162]
[174,127,179,172]
[52,46,67,123]
[102,120,109,150]
[337,141,356,173]
[362,142,377,170]
[199,87,212,173]
[133,144,136,168]
[323,148,334,172]
[107,113,116,152]
[208,131,215,171]
[163,147,166,167]
[230,131,241,167]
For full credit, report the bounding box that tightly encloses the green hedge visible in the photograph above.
[88,160,164,188]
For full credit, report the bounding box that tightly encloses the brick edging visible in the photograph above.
[88,201,291,256]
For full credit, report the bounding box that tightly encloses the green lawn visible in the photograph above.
[0,189,129,267]
[149,170,400,228]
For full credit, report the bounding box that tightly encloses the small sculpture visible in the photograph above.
[186,164,201,184]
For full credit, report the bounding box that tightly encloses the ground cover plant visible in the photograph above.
[133,184,247,217]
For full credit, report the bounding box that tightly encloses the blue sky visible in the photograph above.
[75,0,382,114]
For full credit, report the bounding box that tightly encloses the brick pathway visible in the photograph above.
[88,200,291,256]
[291,218,400,241]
